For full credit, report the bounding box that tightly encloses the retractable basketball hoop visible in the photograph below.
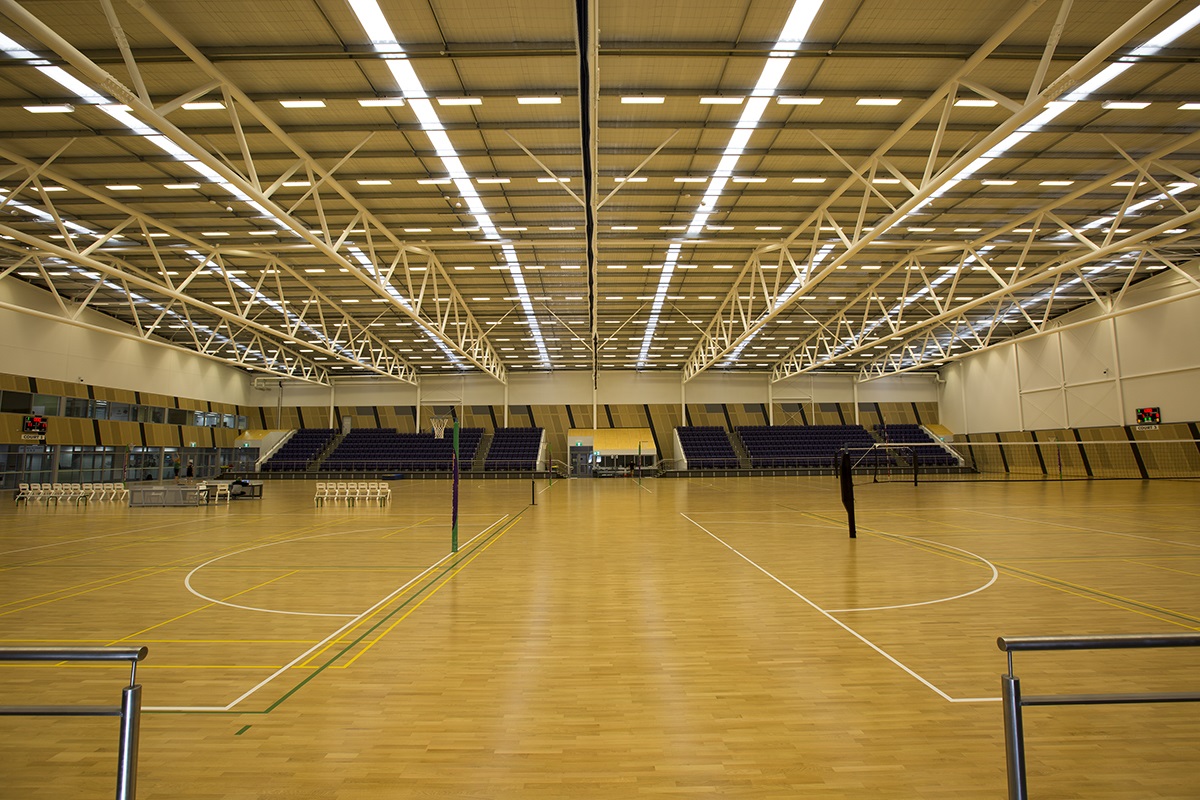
[431,416,452,440]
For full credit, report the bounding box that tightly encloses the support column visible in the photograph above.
[503,382,509,428]
[852,378,860,426]
[415,383,422,431]
[767,380,774,425]
[328,384,335,429]
[1013,343,1025,431]
[680,374,686,428]
[1055,332,1070,429]
[1109,316,1126,425]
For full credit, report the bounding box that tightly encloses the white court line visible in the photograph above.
[825,534,998,613]
[681,513,999,704]
[184,531,369,618]
[145,515,509,712]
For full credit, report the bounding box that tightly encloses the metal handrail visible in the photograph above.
[997,633,1200,800]
[0,645,148,800]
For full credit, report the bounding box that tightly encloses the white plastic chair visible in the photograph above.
[314,482,329,506]
[15,483,33,504]
[111,482,129,502]
[211,482,231,503]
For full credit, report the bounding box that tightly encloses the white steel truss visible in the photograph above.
[0,147,419,385]
[771,126,1200,380]
[0,0,507,383]
[683,0,1189,381]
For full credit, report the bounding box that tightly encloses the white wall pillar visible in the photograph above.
[1013,344,1025,432]
[1109,316,1126,425]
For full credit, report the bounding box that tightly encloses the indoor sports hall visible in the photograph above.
[1,0,1198,798]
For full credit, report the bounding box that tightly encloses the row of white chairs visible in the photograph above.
[15,482,129,504]
[194,482,231,504]
[315,481,391,506]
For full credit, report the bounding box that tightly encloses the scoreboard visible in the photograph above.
[1135,407,1161,425]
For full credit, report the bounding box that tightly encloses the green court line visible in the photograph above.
[260,516,520,714]
[144,519,518,717]
[995,563,1200,625]
[234,725,251,736]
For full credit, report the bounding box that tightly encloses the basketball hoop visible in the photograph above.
[431,416,452,440]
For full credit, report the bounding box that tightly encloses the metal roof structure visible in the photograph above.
[1,0,1197,387]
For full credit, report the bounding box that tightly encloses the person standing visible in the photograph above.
[186,460,194,480]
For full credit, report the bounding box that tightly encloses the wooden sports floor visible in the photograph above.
[2,476,1198,799]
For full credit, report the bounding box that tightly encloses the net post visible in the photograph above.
[912,446,918,486]
[839,449,856,539]
[451,418,459,553]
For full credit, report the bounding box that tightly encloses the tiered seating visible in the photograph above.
[321,428,483,472]
[484,427,544,470]
[736,425,879,468]
[675,426,739,469]
[877,424,960,466]
[262,428,337,472]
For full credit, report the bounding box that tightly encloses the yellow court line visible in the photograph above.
[335,515,522,669]
[0,566,181,618]
[863,530,994,572]
[994,562,1200,623]
[0,518,351,609]
[6,515,350,573]
[106,570,301,645]
[0,564,174,610]
[0,663,290,671]
[297,516,516,667]
[0,638,322,644]
[381,516,435,539]
[994,564,1200,629]
[1124,560,1200,580]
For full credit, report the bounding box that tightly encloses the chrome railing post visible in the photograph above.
[1001,673,1027,800]
[116,683,142,800]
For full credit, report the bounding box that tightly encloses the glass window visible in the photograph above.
[167,408,188,425]
[64,398,92,418]
[92,400,109,419]
[0,391,32,414]
[222,414,236,428]
[236,415,248,430]
[109,402,132,422]
[149,406,165,424]
[32,394,59,415]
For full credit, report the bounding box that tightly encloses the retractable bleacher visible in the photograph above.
[321,428,484,472]
[877,424,960,466]
[735,425,879,468]
[261,428,336,472]
[484,427,544,471]
[675,426,739,469]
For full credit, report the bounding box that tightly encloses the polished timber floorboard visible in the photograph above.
[1,477,1198,798]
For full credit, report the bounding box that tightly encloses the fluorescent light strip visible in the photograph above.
[893,5,1200,244]
[639,0,825,367]
[348,0,549,366]
[0,33,407,375]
